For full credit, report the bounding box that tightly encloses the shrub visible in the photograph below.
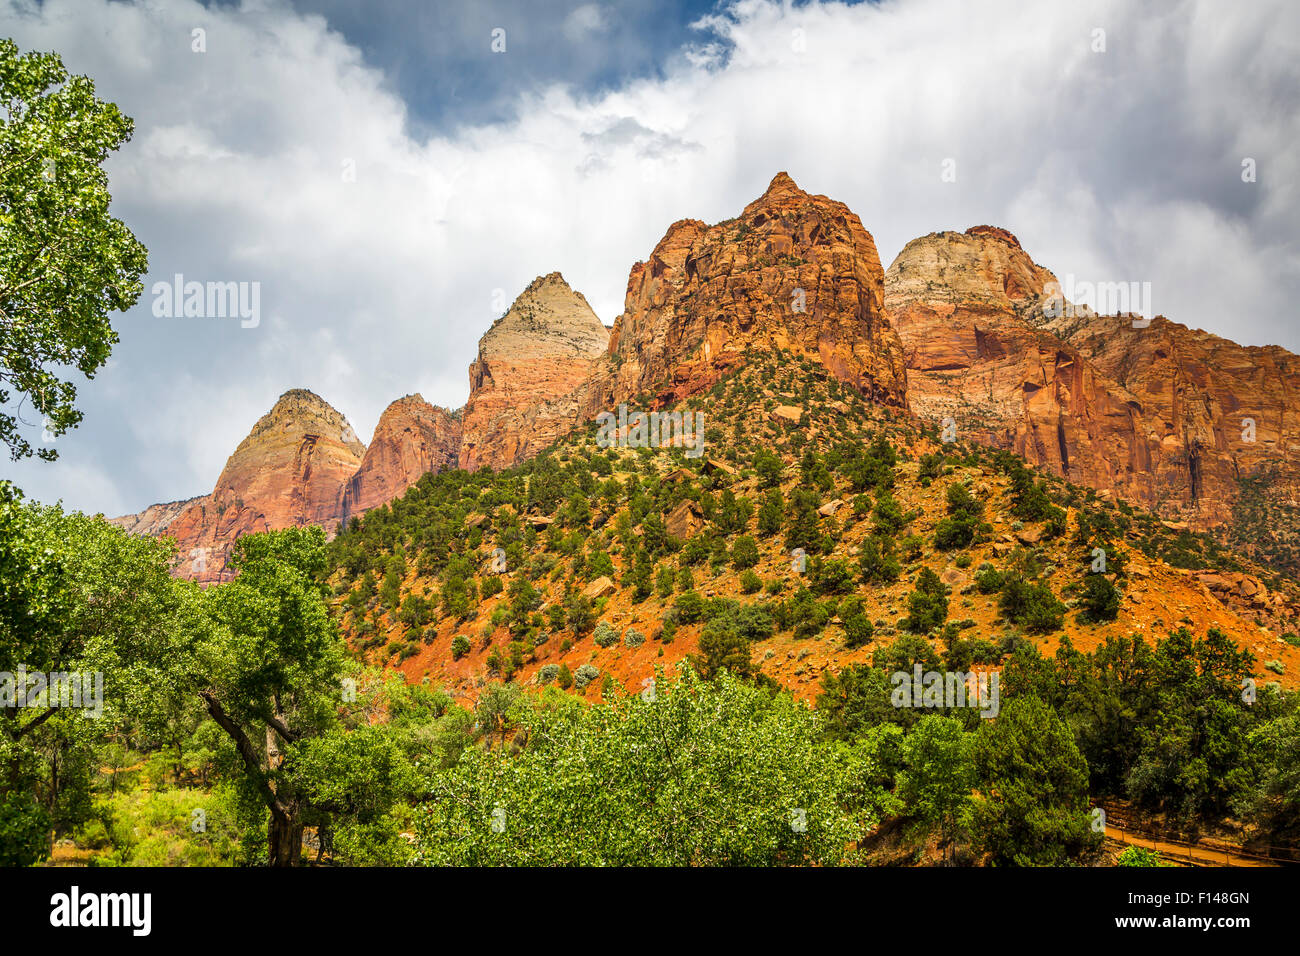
[1264,659,1285,675]
[999,576,1066,633]
[480,575,504,598]
[812,557,856,595]
[557,663,574,689]
[859,535,902,584]
[1117,846,1170,867]
[739,569,762,594]
[974,564,1003,594]
[593,621,619,648]
[1078,574,1121,623]
[840,597,874,648]
[566,594,596,634]
[623,627,645,649]
[731,535,760,570]
[904,567,949,634]
[782,586,830,640]
[675,590,706,623]
[451,634,471,659]
[573,664,600,689]
[538,664,560,684]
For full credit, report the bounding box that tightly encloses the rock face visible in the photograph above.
[885,226,1300,567]
[583,171,908,418]
[129,389,366,582]
[116,175,1300,581]
[458,272,609,471]
[340,395,461,524]
[107,495,206,536]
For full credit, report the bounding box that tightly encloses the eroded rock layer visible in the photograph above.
[583,171,909,419]
[458,272,609,471]
[341,396,461,524]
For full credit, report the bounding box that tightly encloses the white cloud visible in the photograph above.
[2,0,1296,516]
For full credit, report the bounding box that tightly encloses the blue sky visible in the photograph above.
[1,0,1297,518]
[287,0,731,132]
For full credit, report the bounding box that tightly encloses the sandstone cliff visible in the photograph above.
[458,272,609,471]
[885,226,1300,570]
[340,395,461,524]
[137,389,366,582]
[583,171,909,418]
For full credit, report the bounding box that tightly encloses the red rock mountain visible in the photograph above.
[583,171,908,417]
[115,172,1300,578]
[458,272,608,471]
[340,395,461,524]
[112,389,366,581]
[884,225,1300,569]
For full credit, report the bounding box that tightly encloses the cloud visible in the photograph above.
[563,4,610,43]
[2,0,1296,518]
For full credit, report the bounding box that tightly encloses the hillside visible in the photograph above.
[326,354,1300,706]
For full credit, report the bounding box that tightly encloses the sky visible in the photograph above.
[2,0,1297,517]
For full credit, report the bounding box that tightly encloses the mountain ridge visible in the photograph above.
[112,171,1300,582]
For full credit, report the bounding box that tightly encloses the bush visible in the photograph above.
[812,557,856,595]
[623,627,645,649]
[1117,846,1170,867]
[739,569,762,594]
[904,567,949,634]
[999,576,1066,634]
[1264,659,1285,675]
[451,634,471,659]
[859,536,902,584]
[840,597,874,648]
[974,564,1003,594]
[675,590,706,624]
[1078,574,1121,623]
[593,621,619,648]
[537,663,560,684]
[782,586,830,640]
[731,535,760,570]
[573,664,601,689]
[566,594,596,634]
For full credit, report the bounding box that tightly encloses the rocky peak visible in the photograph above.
[459,273,610,471]
[885,228,1057,312]
[885,225,1300,571]
[148,389,367,582]
[341,395,462,523]
[584,171,909,416]
[477,272,608,360]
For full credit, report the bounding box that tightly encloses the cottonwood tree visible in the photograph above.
[0,482,181,864]
[196,526,346,866]
[0,39,147,460]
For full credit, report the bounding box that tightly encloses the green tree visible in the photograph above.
[0,484,181,864]
[196,526,346,866]
[898,715,976,863]
[1078,573,1120,623]
[0,40,148,460]
[415,666,890,865]
[904,567,949,633]
[972,697,1099,866]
